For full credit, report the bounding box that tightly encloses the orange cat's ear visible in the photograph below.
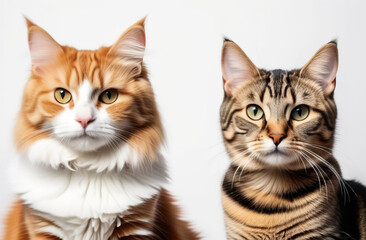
[108,17,146,65]
[300,41,338,96]
[25,18,63,74]
[221,40,260,96]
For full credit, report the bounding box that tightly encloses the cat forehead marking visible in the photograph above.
[74,79,94,103]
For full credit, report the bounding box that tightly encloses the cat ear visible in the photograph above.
[300,41,338,96]
[108,18,146,65]
[221,40,259,96]
[26,18,63,73]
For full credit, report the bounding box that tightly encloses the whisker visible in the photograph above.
[230,149,252,187]
[297,150,329,196]
[238,151,258,181]
[299,146,350,202]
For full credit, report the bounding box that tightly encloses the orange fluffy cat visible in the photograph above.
[3,18,198,240]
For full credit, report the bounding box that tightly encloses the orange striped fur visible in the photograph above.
[4,18,198,240]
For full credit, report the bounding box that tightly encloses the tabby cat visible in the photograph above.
[220,40,366,239]
[4,18,198,240]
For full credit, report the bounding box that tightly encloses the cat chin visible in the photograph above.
[65,136,110,152]
[258,151,298,167]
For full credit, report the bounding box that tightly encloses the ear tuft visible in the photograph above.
[221,41,259,95]
[108,18,146,64]
[223,37,232,43]
[300,42,338,96]
[328,39,337,45]
[25,17,63,71]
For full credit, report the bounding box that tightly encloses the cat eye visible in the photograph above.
[99,89,118,104]
[54,88,72,104]
[246,104,264,120]
[291,105,310,121]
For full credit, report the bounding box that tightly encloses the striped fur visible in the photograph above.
[4,18,198,239]
[220,40,366,239]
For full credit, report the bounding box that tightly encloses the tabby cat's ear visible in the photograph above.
[26,18,63,74]
[108,18,146,65]
[221,40,259,96]
[300,42,338,96]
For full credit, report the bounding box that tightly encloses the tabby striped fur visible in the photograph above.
[220,40,366,239]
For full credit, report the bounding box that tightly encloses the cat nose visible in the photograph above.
[269,133,286,147]
[76,117,95,129]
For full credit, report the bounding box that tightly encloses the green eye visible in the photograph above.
[54,88,72,104]
[291,105,310,121]
[99,89,118,104]
[246,104,264,120]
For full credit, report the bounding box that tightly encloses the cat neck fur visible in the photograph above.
[10,137,167,221]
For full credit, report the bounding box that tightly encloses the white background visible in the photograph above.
[1,0,366,239]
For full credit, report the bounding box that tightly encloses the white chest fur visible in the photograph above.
[10,139,167,239]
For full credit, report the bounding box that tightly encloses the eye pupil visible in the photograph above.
[60,90,65,99]
[253,107,258,116]
[106,91,111,99]
[297,108,302,116]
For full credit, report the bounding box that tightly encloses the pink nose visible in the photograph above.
[76,117,95,128]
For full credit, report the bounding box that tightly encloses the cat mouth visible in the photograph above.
[68,131,99,140]
[81,133,98,139]
[258,148,297,166]
[264,148,289,156]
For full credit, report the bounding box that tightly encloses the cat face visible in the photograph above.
[15,19,162,166]
[220,41,338,168]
